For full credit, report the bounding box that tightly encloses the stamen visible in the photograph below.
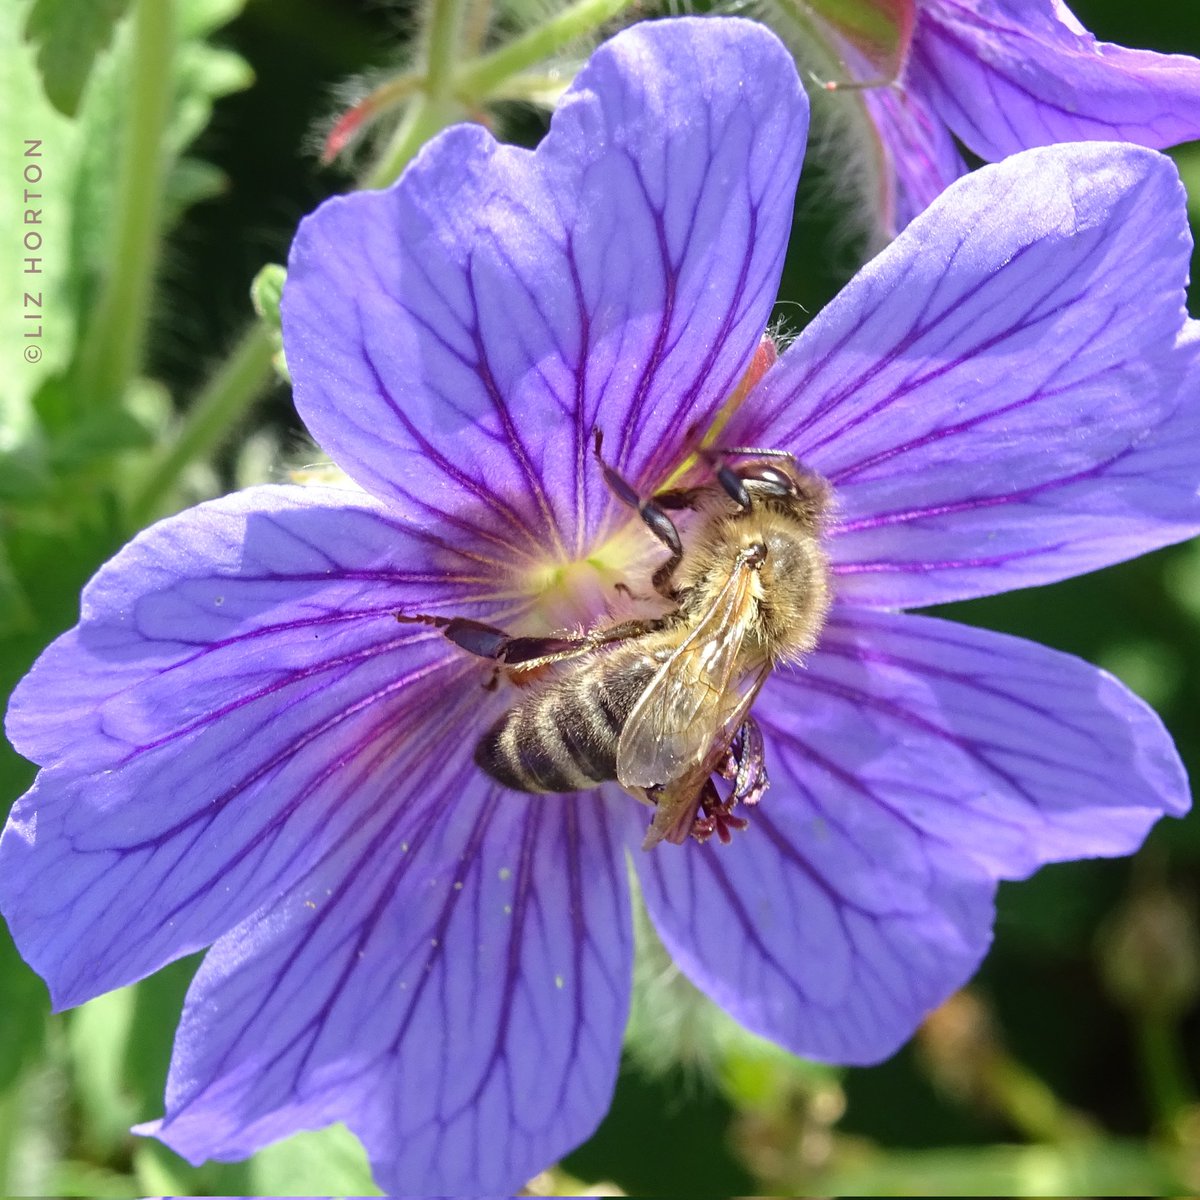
[658,334,778,492]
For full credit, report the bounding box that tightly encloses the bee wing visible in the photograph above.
[640,663,772,850]
[616,556,760,788]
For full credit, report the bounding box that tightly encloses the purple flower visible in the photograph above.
[806,0,1200,234]
[2,14,1199,1195]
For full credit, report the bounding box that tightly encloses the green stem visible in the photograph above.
[488,71,570,104]
[425,0,469,96]
[364,91,464,189]
[991,1058,1089,1145]
[75,0,175,408]
[456,0,635,102]
[364,0,474,188]
[1137,1013,1196,1131]
[126,324,276,528]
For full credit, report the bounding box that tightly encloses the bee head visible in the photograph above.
[730,458,830,528]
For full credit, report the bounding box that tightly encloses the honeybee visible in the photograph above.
[398,433,830,848]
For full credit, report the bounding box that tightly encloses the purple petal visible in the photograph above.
[800,608,1189,871]
[1,485,511,1009]
[637,603,1186,1065]
[860,79,967,235]
[635,763,997,1066]
[739,142,1197,609]
[141,782,632,1196]
[283,18,807,562]
[910,0,1200,161]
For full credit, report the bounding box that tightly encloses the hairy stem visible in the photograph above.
[367,0,473,187]
[457,0,635,102]
[75,0,175,409]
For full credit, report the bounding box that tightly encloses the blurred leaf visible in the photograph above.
[133,1139,255,1197]
[181,0,248,38]
[164,155,228,226]
[49,1159,139,1198]
[131,1142,194,1197]
[67,988,139,1156]
[1172,143,1200,223]
[121,959,195,1116]
[172,41,255,158]
[0,8,81,440]
[67,0,254,332]
[0,451,49,502]
[21,0,130,117]
[0,542,34,637]
[0,0,255,501]
[0,928,46,1089]
[249,1124,382,1195]
[48,405,156,469]
[1099,639,1184,710]
[814,1139,1183,1196]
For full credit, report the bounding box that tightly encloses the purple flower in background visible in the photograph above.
[807,0,1200,234]
[2,15,1199,1195]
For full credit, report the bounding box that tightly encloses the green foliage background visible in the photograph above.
[0,0,1198,1194]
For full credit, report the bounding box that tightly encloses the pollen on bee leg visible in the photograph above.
[688,718,769,845]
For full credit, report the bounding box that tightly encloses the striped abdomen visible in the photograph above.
[475,655,657,793]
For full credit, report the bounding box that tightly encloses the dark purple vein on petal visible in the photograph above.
[464,253,569,561]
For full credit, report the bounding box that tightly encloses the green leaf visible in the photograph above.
[163,155,228,225]
[0,0,254,487]
[67,0,254,335]
[248,1124,382,1196]
[171,40,255,157]
[813,1140,1184,1196]
[1170,143,1200,224]
[67,989,139,1156]
[0,451,48,503]
[0,927,46,1089]
[180,0,248,38]
[0,541,35,636]
[49,1160,141,1199]
[0,8,83,443]
[21,0,131,117]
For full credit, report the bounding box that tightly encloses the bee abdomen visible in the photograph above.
[475,664,650,794]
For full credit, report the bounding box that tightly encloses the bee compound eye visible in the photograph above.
[741,464,794,495]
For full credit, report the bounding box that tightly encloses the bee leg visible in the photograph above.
[394,613,516,660]
[593,429,686,579]
[731,717,769,807]
[695,781,749,845]
[687,780,749,846]
[500,616,671,665]
[696,448,752,510]
[706,446,799,463]
[396,610,669,666]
